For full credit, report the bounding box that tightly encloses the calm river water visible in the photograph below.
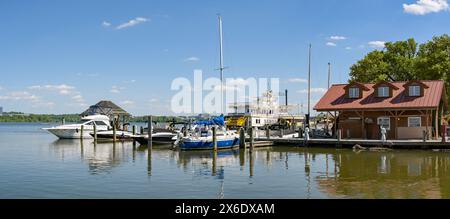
[1,123,450,199]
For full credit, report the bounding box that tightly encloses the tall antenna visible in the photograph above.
[218,14,225,115]
[328,62,331,89]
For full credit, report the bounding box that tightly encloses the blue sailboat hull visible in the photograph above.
[180,138,240,150]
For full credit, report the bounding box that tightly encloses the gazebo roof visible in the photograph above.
[80,100,131,117]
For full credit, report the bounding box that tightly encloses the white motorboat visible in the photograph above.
[43,115,111,139]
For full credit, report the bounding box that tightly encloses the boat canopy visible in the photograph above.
[193,115,225,126]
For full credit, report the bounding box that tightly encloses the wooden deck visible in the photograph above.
[252,137,450,149]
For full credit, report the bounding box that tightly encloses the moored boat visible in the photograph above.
[175,115,241,150]
[90,130,134,140]
[43,115,111,139]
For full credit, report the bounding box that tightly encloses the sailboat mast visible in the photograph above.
[307,44,311,118]
[218,15,225,115]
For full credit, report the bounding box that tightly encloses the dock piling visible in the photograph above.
[148,116,153,148]
[93,124,97,141]
[80,125,84,139]
[140,126,144,135]
[212,126,218,151]
[132,125,136,135]
[249,127,254,151]
[239,128,246,149]
[113,124,117,142]
[266,126,270,140]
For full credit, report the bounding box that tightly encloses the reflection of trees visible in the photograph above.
[315,151,450,199]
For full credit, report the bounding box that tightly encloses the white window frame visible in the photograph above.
[409,85,421,97]
[408,117,421,127]
[378,86,389,97]
[377,117,391,130]
[349,87,360,98]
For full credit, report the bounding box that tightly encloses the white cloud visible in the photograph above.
[329,36,347,41]
[368,41,386,48]
[184,57,200,62]
[120,100,135,107]
[288,78,308,83]
[149,98,159,103]
[116,17,149,30]
[0,91,40,101]
[297,88,328,94]
[72,95,84,103]
[28,84,75,95]
[403,0,449,15]
[345,46,352,50]
[326,42,337,47]
[102,21,111,27]
[110,85,124,93]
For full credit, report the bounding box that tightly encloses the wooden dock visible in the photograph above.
[253,137,450,150]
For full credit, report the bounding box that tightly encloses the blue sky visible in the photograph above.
[0,0,449,116]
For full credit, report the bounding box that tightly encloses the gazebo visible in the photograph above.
[81,100,131,129]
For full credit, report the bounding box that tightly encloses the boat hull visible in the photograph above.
[179,138,240,150]
[90,131,134,140]
[132,134,177,145]
[43,128,95,139]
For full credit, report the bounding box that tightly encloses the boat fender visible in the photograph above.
[76,128,79,133]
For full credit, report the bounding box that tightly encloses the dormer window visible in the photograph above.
[349,87,360,98]
[377,86,390,97]
[409,85,421,97]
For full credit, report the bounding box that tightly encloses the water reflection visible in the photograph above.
[48,140,450,198]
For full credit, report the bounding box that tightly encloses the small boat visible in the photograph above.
[43,114,111,139]
[175,115,240,150]
[132,129,179,145]
[90,130,134,140]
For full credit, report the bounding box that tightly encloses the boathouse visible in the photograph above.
[314,80,447,140]
[81,100,131,129]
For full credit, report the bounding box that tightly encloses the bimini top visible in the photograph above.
[314,80,447,111]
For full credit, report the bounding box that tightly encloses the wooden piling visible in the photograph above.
[80,125,84,139]
[148,116,153,148]
[212,126,218,151]
[93,124,97,141]
[113,124,117,142]
[132,125,136,135]
[140,126,144,135]
[249,127,254,151]
[266,126,270,139]
[239,128,246,149]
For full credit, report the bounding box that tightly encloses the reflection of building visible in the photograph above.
[315,151,450,199]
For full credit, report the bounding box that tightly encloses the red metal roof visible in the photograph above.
[314,80,446,111]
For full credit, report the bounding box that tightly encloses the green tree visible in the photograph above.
[350,38,421,82]
[415,34,450,94]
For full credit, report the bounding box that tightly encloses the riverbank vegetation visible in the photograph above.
[0,112,182,123]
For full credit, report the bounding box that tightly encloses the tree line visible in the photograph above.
[349,34,450,101]
[0,112,183,123]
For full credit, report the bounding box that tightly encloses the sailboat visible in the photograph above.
[176,115,240,150]
[176,15,240,150]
